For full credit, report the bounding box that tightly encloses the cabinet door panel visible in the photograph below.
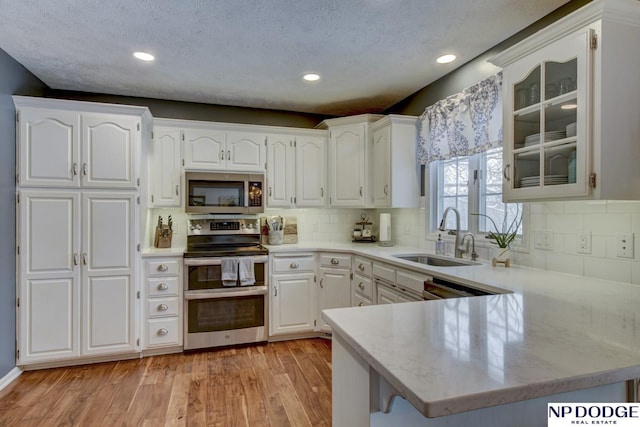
[19,109,80,187]
[20,278,79,363]
[376,285,397,305]
[271,274,315,336]
[266,135,293,207]
[83,275,134,355]
[82,115,138,188]
[227,131,265,172]
[150,127,181,206]
[372,126,391,207]
[295,136,327,207]
[183,129,225,170]
[318,268,351,332]
[330,126,365,206]
[83,193,134,271]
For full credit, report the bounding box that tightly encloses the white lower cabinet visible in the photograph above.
[143,257,182,350]
[17,189,139,365]
[270,254,316,336]
[317,253,352,332]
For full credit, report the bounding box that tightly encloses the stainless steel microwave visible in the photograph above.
[185,172,264,214]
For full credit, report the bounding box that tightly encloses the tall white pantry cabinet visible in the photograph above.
[14,96,151,366]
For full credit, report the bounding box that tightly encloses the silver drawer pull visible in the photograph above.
[358,263,365,271]
[72,162,78,176]
[331,258,339,265]
[157,283,169,291]
[358,302,365,307]
[290,262,299,269]
[157,328,169,336]
[175,185,179,196]
[158,304,169,311]
[157,264,169,272]
[358,282,365,290]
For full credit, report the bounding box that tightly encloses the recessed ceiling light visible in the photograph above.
[303,73,320,82]
[561,103,578,110]
[133,51,155,62]
[436,54,456,64]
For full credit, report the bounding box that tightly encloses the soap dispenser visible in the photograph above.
[435,234,445,255]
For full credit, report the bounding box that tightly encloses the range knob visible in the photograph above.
[246,223,254,229]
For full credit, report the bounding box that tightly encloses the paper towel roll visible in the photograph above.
[379,213,392,246]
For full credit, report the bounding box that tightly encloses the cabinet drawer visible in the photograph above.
[147,277,180,297]
[146,318,181,347]
[146,259,180,276]
[353,293,373,307]
[147,297,180,318]
[272,254,315,273]
[353,256,372,277]
[352,274,374,300]
[319,253,351,269]
[396,269,431,295]
[373,263,395,283]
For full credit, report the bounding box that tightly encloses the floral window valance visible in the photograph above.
[417,72,503,165]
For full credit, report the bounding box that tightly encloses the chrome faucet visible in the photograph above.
[460,233,478,261]
[438,207,462,258]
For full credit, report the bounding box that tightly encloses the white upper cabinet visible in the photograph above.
[265,131,327,208]
[82,114,138,189]
[266,134,294,207]
[295,135,327,207]
[226,131,265,171]
[490,0,640,201]
[149,127,182,207]
[320,114,383,208]
[183,128,226,170]
[15,97,148,190]
[370,115,420,208]
[18,108,80,188]
[181,122,265,172]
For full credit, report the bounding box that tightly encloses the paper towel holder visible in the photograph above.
[378,213,393,247]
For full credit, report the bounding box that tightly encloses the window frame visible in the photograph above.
[426,148,527,251]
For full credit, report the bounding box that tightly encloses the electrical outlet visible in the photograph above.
[534,229,554,250]
[577,230,591,254]
[616,233,634,258]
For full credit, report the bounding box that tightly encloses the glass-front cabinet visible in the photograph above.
[501,29,592,201]
[492,0,640,202]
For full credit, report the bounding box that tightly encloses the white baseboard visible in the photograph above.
[0,367,22,392]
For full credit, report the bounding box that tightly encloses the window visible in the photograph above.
[432,147,522,238]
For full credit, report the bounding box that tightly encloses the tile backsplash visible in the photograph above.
[149,200,640,285]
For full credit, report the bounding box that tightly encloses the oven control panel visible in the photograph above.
[187,218,260,235]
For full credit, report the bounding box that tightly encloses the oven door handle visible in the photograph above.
[184,255,269,266]
[184,286,268,300]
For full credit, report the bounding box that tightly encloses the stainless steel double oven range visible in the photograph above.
[183,218,268,350]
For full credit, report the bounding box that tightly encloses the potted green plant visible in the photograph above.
[472,205,522,267]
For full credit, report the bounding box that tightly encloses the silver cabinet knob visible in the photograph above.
[358,263,365,271]
[157,328,169,336]
[157,264,169,272]
[158,304,169,311]
[331,258,339,265]
[157,283,169,291]
[358,282,365,290]
[290,262,299,269]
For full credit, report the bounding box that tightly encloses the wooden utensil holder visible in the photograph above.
[154,225,173,248]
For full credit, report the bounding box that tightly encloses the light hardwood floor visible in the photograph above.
[0,338,332,426]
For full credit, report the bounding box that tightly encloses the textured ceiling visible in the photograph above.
[0,0,570,116]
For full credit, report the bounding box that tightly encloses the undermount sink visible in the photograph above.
[392,253,480,267]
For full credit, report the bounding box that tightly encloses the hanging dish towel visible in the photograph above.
[239,257,255,286]
[221,257,238,286]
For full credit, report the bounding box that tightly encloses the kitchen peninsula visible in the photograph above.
[320,250,640,426]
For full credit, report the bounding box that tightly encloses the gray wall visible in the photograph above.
[0,48,45,377]
[387,0,592,115]
[45,90,330,128]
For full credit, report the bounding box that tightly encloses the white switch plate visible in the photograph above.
[534,229,554,250]
[577,230,591,254]
[616,233,634,258]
